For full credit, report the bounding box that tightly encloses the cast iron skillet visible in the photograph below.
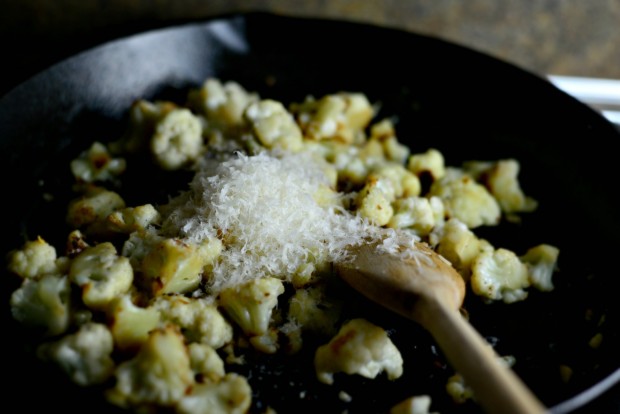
[1,12,620,414]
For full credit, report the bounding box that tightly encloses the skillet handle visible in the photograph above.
[418,297,548,414]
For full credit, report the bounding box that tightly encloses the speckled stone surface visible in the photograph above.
[2,0,620,95]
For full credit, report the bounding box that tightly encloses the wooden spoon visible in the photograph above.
[335,240,547,414]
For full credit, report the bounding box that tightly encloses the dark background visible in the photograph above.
[2,0,620,97]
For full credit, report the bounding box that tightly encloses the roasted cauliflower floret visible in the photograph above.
[188,342,226,381]
[433,218,491,279]
[292,92,374,144]
[368,119,410,164]
[152,295,233,349]
[150,108,203,170]
[187,78,259,129]
[108,295,161,351]
[69,242,133,311]
[429,172,500,228]
[471,248,530,303]
[219,277,285,353]
[121,229,165,270]
[466,159,538,214]
[110,99,177,154]
[288,283,343,337]
[7,236,58,279]
[244,99,304,152]
[369,163,422,199]
[520,244,560,292]
[142,237,222,295]
[390,395,438,414]
[106,204,161,234]
[10,273,71,336]
[354,177,395,226]
[106,325,194,410]
[176,373,252,414]
[70,141,126,183]
[407,148,446,181]
[38,322,115,386]
[314,318,404,385]
[66,186,126,234]
[388,196,444,236]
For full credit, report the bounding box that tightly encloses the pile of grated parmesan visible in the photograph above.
[161,150,392,291]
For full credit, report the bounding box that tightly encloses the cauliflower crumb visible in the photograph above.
[314,318,403,385]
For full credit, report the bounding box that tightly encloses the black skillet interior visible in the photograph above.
[1,12,620,414]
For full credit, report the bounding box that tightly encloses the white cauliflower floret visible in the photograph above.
[152,295,233,349]
[188,342,226,381]
[369,163,421,199]
[314,318,403,385]
[70,141,126,183]
[388,196,443,236]
[354,177,395,226]
[106,204,161,233]
[108,295,161,351]
[390,395,438,414]
[10,273,71,336]
[407,148,446,181]
[106,325,194,410]
[150,108,203,170]
[121,229,165,270]
[368,119,410,164]
[520,244,560,292]
[38,322,115,386]
[176,373,252,414]
[292,93,374,144]
[467,159,538,214]
[188,78,259,129]
[288,284,343,336]
[244,99,303,152]
[219,277,285,353]
[66,186,126,233]
[7,236,58,279]
[69,242,133,311]
[471,248,530,303]
[110,100,177,154]
[142,237,222,295]
[331,144,372,186]
[433,218,491,279]
[429,172,500,228]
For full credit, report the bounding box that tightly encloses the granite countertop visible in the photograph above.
[1,0,620,96]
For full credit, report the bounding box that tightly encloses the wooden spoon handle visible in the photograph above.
[419,298,547,414]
